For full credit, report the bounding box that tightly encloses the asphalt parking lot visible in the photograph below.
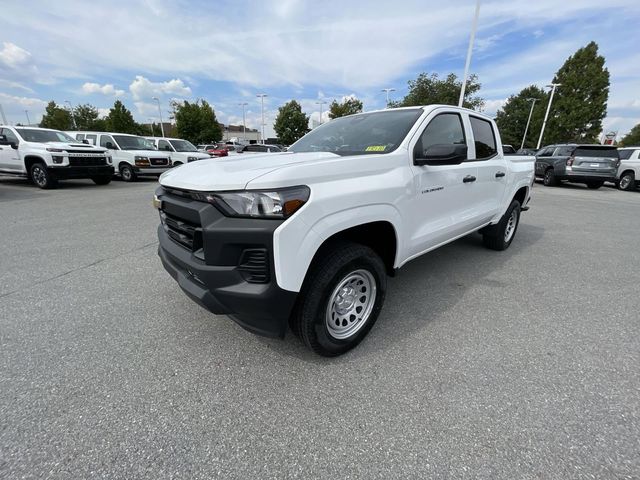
[1,177,639,479]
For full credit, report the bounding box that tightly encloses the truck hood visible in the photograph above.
[159,152,342,191]
[27,141,106,152]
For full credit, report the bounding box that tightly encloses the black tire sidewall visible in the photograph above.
[30,163,54,189]
[543,169,554,186]
[120,165,135,182]
[620,173,634,191]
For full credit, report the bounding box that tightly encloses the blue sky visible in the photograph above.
[1,0,639,139]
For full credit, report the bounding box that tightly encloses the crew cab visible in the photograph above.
[0,126,114,188]
[154,106,534,356]
[617,147,640,191]
[70,131,171,182]
[535,144,620,189]
[145,137,210,166]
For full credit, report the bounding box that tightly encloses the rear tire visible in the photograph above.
[482,200,521,251]
[120,164,136,182]
[91,176,112,185]
[290,242,387,357]
[586,181,604,189]
[30,162,58,189]
[543,168,559,187]
[618,172,636,191]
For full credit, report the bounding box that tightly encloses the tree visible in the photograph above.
[104,100,139,134]
[175,100,222,144]
[620,123,640,146]
[544,41,610,144]
[72,103,100,131]
[39,101,73,130]
[274,100,309,145]
[328,96,363,119]
[494,85,547,149]
[393,73,484,110]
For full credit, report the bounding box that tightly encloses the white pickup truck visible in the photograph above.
[0,126,114,188]
[154,105,534,356]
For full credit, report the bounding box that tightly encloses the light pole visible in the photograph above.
[381,88,396,107]
[520,98,538,150]
[65,100,77,129]
[238,102,248,141]
[24,110,31,125]
[315,100,327,126]
[152,97,165,137]
[536,83,561,149]
[256,94,267,143]
[148,118,155,136]
[459,0,481,107]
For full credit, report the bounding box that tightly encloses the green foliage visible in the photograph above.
[545,41,610,144]
[72,104,101,131]
[39,101,73,130]
[175,100,222,144]
[328,96,363,119]
[620,123,640,146]
[104,100,139,134]
[274,100,309,145]
[494,85,547,149]
[395,73,484,110]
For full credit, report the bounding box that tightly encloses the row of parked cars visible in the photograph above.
[0,125,284,189]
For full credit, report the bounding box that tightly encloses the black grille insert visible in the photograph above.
[237,249,269,283]
[160,211,202,251]
[150,157,169,166]
[68,156,107,166]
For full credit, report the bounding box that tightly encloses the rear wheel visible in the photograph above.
[543,168,559,186]
[482,200,521,251]
[92,176,112,185]
[618,172,636,191]
[586,181,604,190]
[120,164,136,182]
[30,162,57,189]
[290,242,387,356]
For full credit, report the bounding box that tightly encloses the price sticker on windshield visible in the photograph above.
[365,145,386,152]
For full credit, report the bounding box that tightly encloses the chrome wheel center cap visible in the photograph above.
[335,287,356,314]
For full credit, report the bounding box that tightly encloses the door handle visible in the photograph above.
[495,171,506,178]
[463,175,476,183]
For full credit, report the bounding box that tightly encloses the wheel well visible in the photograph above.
[620,169,635,177]
[119,161,130,169]
[24,155,45,173]
[513,186,528,206]
[315,221,397,276]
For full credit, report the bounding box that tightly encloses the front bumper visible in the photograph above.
[134,166,172,176]
[48,165,114,179]
[155,187,298,338]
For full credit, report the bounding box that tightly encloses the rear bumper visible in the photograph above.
[559,171,617,183]
[48,165,114,179]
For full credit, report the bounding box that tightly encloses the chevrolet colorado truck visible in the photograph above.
[0,126,113,188]
[154,105,535,356]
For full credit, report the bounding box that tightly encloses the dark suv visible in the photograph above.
[535,144,620,189]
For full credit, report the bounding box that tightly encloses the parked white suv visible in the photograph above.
[154,105,534,356]
[70,131,171,181]
[0,126,113,188]
[617,147,640,191]
[145,137,210,166]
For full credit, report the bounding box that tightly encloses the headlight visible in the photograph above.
[46,147,64,153]
[135,155,150,166]
[195,186,310,219]
[187,156,198,162]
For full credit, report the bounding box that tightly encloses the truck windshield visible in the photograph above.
[574,147,618,158]
[113,135,156,151]
[289,108,423,156]
[16,128,76,143]
[169,139,198,152]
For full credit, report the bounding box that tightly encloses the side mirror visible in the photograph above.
[82,139,89,144]
[0,134,8,145]
[105,142,117,150]
[414,144,467,166]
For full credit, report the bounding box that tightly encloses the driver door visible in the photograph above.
[0,128,22,172]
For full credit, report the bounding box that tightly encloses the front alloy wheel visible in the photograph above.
[619,172,635,191]
[30,163,57,189]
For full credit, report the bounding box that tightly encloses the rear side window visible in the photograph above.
[574,147,618,159]
[470,116,497,159]
[554,146,574,156]
[537,147,553,157]
[618,150,634,160]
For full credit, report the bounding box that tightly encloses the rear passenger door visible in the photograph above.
[468,115,508,222]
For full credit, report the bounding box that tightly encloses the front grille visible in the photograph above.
[68,156,107,166]
[160,211,202,251]
[237,249,269,283]
[150,157,169,166]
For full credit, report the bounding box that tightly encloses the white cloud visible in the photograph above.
[483,98,507,116]
[129,76,191,101]
[81,82,125,97]
[97,108,110,118]
[0,42,32,68]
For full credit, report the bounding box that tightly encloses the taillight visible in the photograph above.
[566,155,575,166]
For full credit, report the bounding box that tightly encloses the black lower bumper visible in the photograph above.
[155,193,298,338]
[559,173,616,183]
[48,165,114,179]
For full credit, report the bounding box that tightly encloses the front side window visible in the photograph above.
[414,113,466,158]
[15,128,76,143]
[158,140,174,152]
[537,147,553,157]
[469,116,497,159]
[75,134,85,141]
[554,146,575,157]
[1,128,19,145]
[85,134,97,145]
[100,135,116,149]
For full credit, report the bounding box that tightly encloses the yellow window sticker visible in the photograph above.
[365,145,386,152]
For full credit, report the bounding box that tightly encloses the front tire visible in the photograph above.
[586,181,604,189]
[290,242,387,357]
[30,162,58,189]
[120,164,136,182]
[482,200,521,251]
[618,172,636,191]
[91,176,112,185]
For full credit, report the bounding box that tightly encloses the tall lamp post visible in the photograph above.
[152,97,165,137]
[238,102,248,141]
[24,110,31,125]
[65,100,77,129]
[520,98,538,150]
[381,88,396,107]
[315,100,327,126]
[536,83,561,149]
[256,94,267,143]
[459,0,481,107]
[148,118,155,136]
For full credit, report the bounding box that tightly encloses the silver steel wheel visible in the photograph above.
[32,165,47,186]
[121,166,132,181]
[325,269,377,340]
[619,175,632,190]
[504,209,518,242]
